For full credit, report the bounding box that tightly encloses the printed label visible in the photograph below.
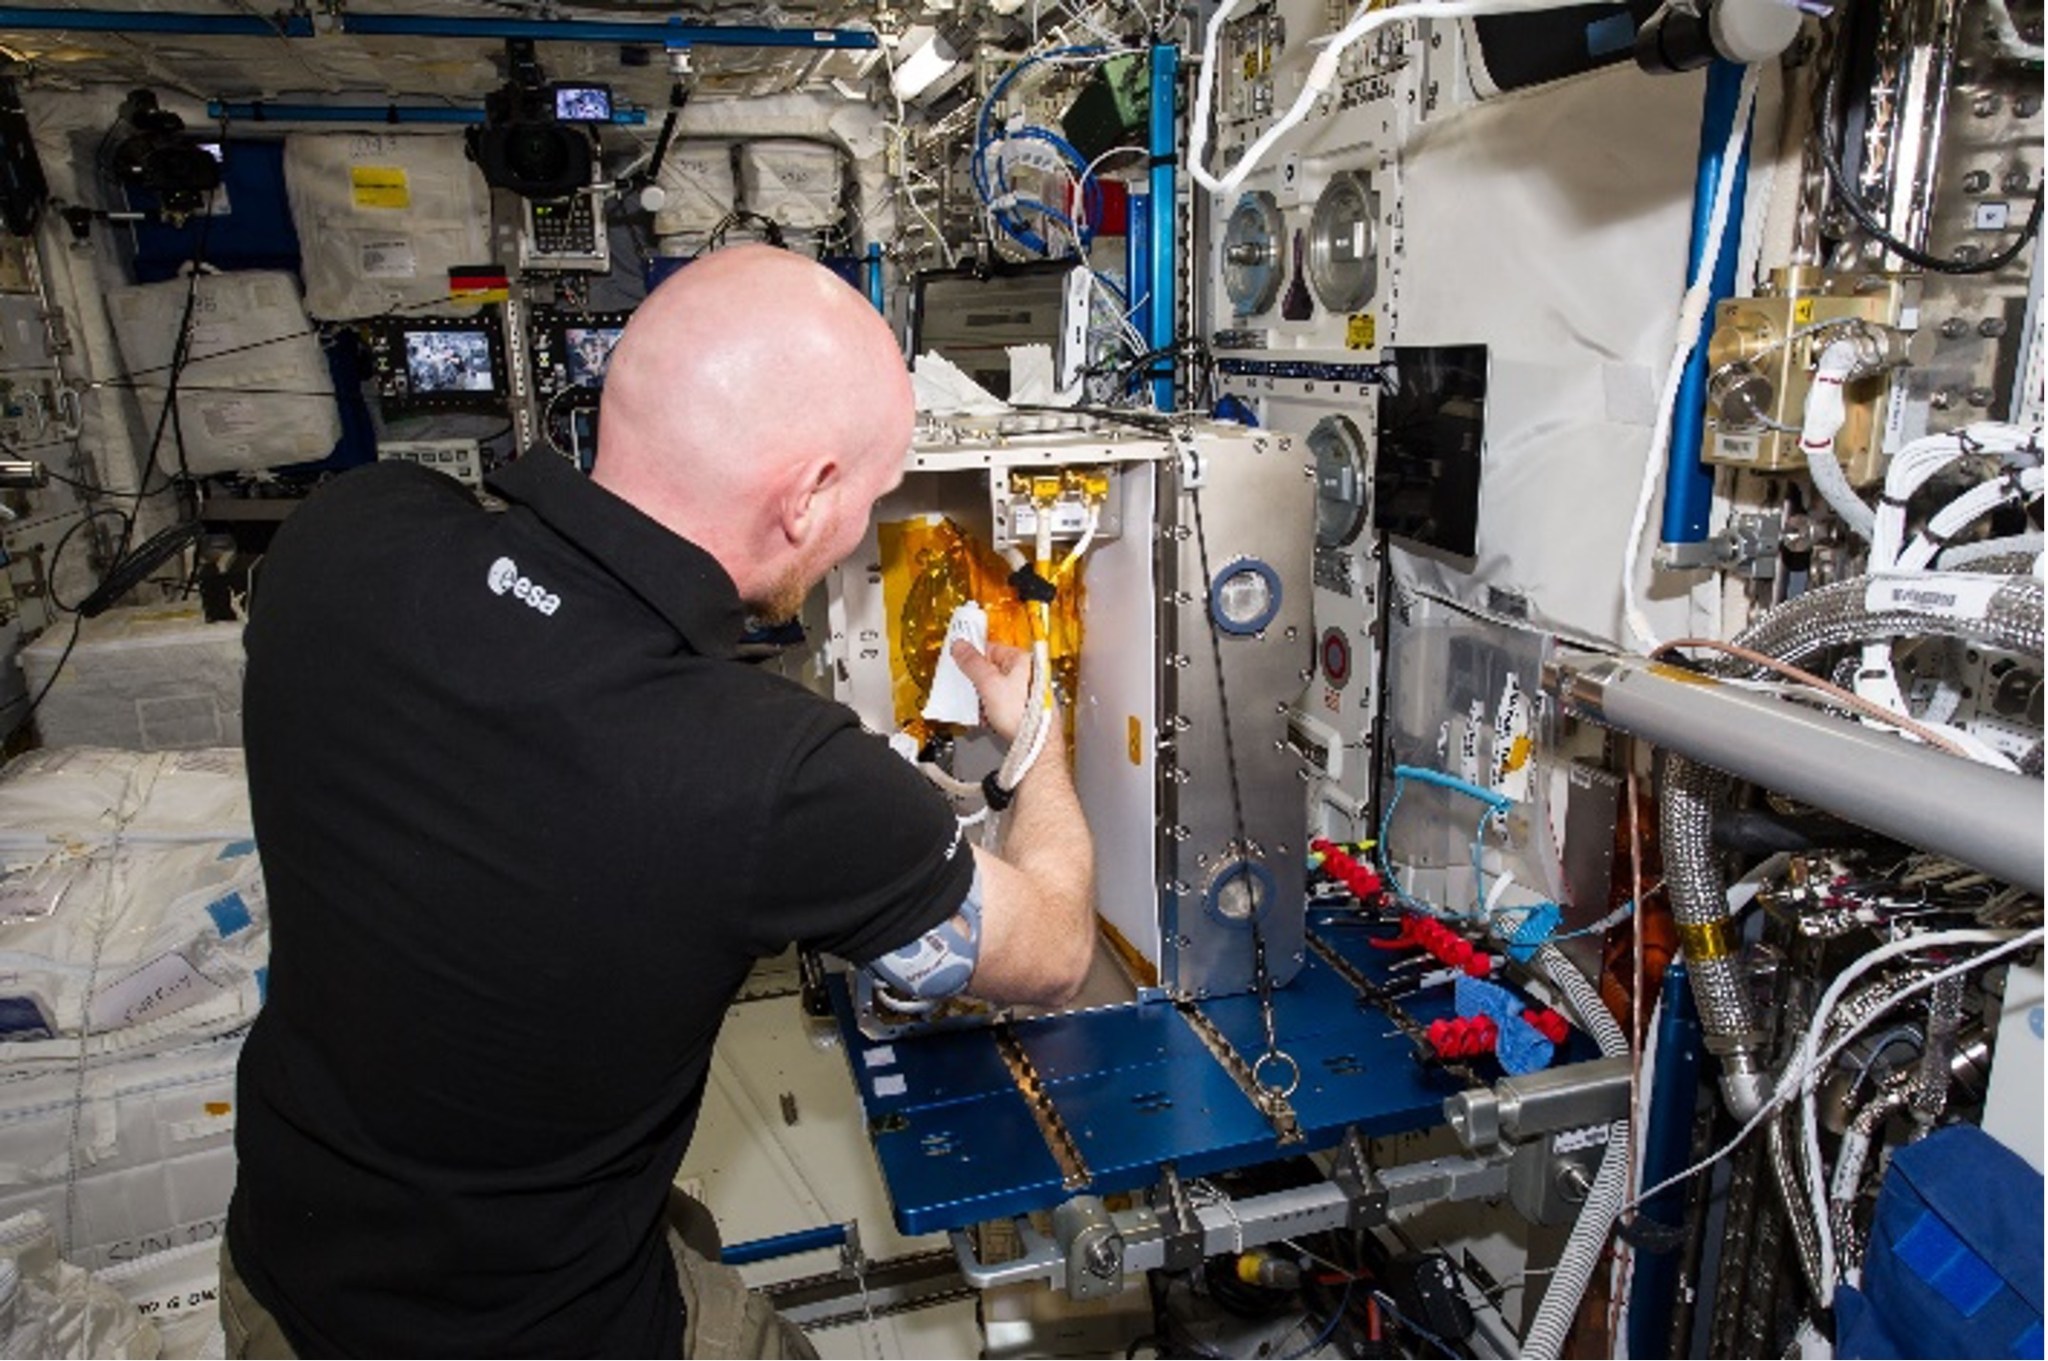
[1715,432,1761,463]
[361,238,417,279]
[1864,573,2003,622]
[201,399,261,438]
[89,953,224,1031]
[1346,313,1376,350]
[351,165,410,210]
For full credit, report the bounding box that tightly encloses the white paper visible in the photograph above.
[911,352,1008,416]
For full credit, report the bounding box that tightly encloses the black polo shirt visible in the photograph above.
[228,456,970,1357]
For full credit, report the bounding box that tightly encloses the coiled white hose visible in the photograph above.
[1522,946,1631,1360]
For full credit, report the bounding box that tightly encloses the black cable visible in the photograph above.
[77,519,205,618]
[0,612,83,747]
[43,505,132,613]
[1819,53,2042,274]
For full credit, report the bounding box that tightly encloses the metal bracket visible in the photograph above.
[1443,1055,1632,1154]
[1176,430,1206,489]
[1156,1164,1204,1271]
[1327,1127,1386,1227]
[1655,510,1782,577]
[1052,1197,1125,1301]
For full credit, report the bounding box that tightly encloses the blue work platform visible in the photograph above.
[834,911,1544,1237]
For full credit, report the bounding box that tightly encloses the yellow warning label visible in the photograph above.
[1345,313,1376,350]
[351,166,410,210]
[1128,715,1143,766]
[1792,298,1815,325]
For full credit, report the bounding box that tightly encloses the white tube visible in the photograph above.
[1941,530,2046,568]
[1797,339,1877,543]
[1623,63,1762,653]
[1186,0,1631,199]
[1523,946,1630,1360]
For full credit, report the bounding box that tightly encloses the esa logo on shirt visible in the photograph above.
[486,556,562,616]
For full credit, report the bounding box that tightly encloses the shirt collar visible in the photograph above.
[486,454,745,660]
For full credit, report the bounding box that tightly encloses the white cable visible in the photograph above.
[1986,0,2047,62]
[1899,467,2044,571]
[1623,62,1763,653]
[1941,530,2046,568]
[1795,927,2038,1301]
[1187,0,1630,199]
[1057,504,1102,575]
[1625,928,2042,1217]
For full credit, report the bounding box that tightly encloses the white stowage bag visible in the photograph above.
[0,748,251,851]
[737,140,843,229]
[0,1211,158,1359]
[105,271,341,477]
[0,1035,243,1273]
[652,140,738,237]
[96,1239,221,1360]
[0,841,267,1063]
[284,131,491,320]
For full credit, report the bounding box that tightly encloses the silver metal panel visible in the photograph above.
[1158,427,1316,996]
[1075,464,1162,979]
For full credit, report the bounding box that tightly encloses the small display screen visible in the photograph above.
[563,325,623,388]
[553,84,613,124]
[404,329,497,393]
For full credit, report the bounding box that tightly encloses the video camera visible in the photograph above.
[465,40,610,201]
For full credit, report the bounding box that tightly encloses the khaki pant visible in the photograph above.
[219,1194,817,1359]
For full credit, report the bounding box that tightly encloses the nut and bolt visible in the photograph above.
[1963,170,1992,193]
[1940,317,1972,339]
[1980,317,2009,338]
[2002,169,2035,195]
[2016,94,2042,118]
[1974,93,2003,117]
[1967,386,1995,408]
[1931,388,1958,410]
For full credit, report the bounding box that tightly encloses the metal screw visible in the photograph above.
[1953,244,1985,264]
[1980,317,2008,338]
[1084,1236,1120,1277]
[1967,386,1995,407]
[2003,169,2034,194]
[1974,93,2003,117]
[1940,317,1971,339]
[1963,170,1992,193]
[2016,94,2042,118]
[1931,388,1957,410]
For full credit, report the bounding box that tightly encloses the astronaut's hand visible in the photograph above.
[948,639,1034,747]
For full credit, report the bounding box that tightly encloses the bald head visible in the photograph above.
[593,245,913,617]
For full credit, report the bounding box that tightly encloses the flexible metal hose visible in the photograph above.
[1769,1111,1829,1300]
[1829,1071,1914,1275]
[1662,573,2042,1120]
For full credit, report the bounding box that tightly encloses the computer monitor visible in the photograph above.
[361,313,509,414]
[562,324,623,388]
[910,262,1074,401]
[404,327,497,394]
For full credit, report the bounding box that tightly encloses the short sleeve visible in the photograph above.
[743,710,975,965]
